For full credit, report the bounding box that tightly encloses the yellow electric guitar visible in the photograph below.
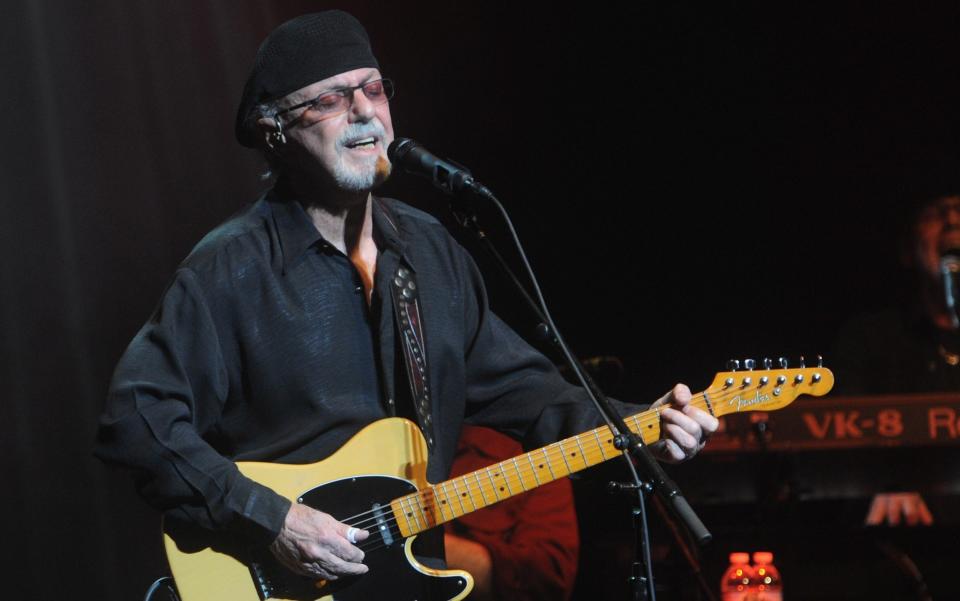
[164,364,833,601]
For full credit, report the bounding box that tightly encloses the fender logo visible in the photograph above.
[729,391,770,411]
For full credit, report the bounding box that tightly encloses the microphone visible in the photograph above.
[940,249,960,328]
[387,138,494,199]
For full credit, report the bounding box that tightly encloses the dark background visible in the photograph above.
[2,2,958,599]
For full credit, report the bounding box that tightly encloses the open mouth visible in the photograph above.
[344,136,378,150]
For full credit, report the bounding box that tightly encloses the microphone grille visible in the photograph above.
[387,137,416,162]
[940,250,960,273]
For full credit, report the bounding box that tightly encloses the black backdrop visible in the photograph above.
[2,2,959,600]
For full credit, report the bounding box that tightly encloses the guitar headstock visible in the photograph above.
[706,356,834,417]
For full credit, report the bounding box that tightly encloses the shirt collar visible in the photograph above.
[371,196,407,258]
[268,188,324,275]
[268,184,409,275]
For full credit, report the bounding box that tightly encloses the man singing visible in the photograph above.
[96,10,717,591]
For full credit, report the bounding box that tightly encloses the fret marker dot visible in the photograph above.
[500,487,505,492]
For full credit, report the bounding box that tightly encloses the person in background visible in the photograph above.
[834,161,960,395]
[831,160,960,601]
[444,426,579,601]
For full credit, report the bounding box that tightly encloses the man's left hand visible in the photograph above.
[649,383,719,463]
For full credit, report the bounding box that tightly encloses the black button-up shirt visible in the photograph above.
[96,188,631,544]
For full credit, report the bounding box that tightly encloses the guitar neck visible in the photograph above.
[390,366,833,538]
[389,413,647,538]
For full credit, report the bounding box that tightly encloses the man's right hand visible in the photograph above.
[269,502,370,580]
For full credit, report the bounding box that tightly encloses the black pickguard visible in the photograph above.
[248,475,467,601]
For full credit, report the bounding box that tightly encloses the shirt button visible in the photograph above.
[355,285,363,294]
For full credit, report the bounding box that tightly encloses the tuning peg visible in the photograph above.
[744,358,756,371]
[778,357,788,369]
[799,355,806,368]
[727,359,740,371]
[763,357,772,369]
[816,354,823,368]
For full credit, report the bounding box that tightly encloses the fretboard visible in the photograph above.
[389,401,684,538]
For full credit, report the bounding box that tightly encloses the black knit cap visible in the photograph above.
[235,10,380,148]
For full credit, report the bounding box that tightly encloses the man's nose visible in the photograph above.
[348,88,376,121]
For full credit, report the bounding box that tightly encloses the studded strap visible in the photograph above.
[391,264,435,450]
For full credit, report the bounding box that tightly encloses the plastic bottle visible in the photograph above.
[751,551,783,601]
[720,552,754,601]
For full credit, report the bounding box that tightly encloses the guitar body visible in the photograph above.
[163,418,473,601]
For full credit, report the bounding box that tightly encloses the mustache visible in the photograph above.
[337,121,387,147]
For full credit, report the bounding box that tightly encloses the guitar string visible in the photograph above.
[352,377,817,555]
[345,376,810,551]
[346,376,805,552]
[341,382,748,534]
[347,386,727,555]
[342,379,805,554]
[337,391,696,534]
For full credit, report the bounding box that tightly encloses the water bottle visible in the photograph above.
[720,552,753,601]
[752,551,783,601]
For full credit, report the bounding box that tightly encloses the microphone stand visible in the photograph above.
[443,187,712,601]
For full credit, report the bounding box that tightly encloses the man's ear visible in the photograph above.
[257,115,286,151]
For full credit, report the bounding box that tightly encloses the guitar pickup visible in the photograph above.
[373,502,395,547]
